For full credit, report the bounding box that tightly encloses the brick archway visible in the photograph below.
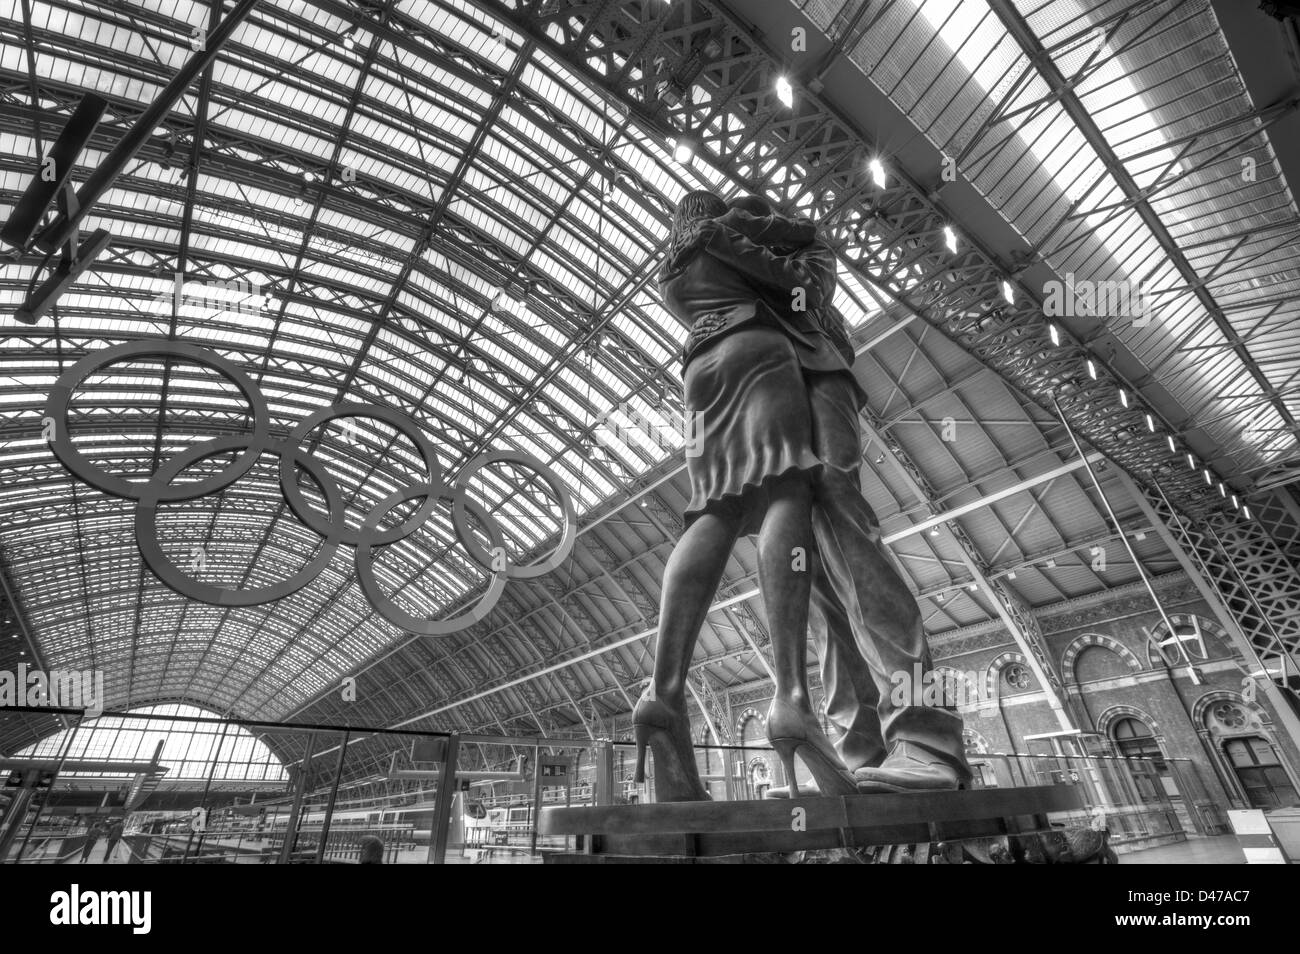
[1061,633,1143,684]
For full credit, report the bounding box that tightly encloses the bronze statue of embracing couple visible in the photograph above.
[635,190,971,801]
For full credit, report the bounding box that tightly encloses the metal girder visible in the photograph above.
[1131,473,1300,674]
[982,0,1300,481]
[480,0,1230,521]
[692,670,732,743]
[1119,468,1300,752]
[338,422,1113,732]
[855,413,1077,731]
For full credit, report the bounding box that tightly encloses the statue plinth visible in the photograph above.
[539,785,1113,863]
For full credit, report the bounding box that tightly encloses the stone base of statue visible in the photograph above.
[539,785,1114,864]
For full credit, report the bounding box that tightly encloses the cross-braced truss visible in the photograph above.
[2,0,1299,778]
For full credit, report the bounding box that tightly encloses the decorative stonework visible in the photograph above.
[987,651,1033,693]
[1035,576,1200,635]
[1061,633,1144,684]
[1144,614,1233,668]
[1192,690,1270,732]
[735,706,767,740]
[1094,703,1163,740]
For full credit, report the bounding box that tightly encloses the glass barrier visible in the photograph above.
[0,705,1231,863]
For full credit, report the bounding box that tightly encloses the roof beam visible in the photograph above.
[984,0,1300,467]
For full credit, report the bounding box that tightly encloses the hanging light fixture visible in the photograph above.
[944,225,958,254]
[1002,280,1015,304]
[868,157,887,189]
[672,131,701,164]
[775,75,794,109]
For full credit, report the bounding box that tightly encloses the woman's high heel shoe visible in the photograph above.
[633,688,709,802]
[766,698,858,797]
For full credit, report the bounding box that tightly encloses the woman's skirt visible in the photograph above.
[683,324,821,535]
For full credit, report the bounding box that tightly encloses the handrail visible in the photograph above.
[0,703,453,739]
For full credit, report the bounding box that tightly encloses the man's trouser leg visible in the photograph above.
[808,546,885,772]
[806,372,968,776]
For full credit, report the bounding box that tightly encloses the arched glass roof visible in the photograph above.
[17,703,287,781]
[0,0,740,717]
[1,0,1295,746]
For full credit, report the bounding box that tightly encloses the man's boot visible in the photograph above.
[852,741,970,793]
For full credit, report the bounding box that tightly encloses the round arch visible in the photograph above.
[987,651,1034,694]
[735,706,766,741]
[1061,633,1143,684]
[1095,703,1164,741]
[1144,614,1233,668]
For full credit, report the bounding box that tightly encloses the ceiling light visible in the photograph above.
[875,454,885,465]
[1244,505,1253,519]
[1218,482,1227,498]
[1167,436,1176,453]
[1086,359,1097,380]
[944,225,958,254]
[672,131,701,164]
[1133,531,1146,541]
[868,157,887,189]
[1145,413,1156,433]
[1002,280,1014,304]
[935,592,944,602]
[1119,389,1129,408]
[929,526,940,537]
[1186,453,1195,469]
[1203,469,1212,486]
[775,75,794,109]
[1007,571,1016,580]
[1231,494,1240,509]
[1045,558,1056,568]
[967,583,977,591]
[304,171,318,183]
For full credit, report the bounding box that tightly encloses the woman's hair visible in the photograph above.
[668,189,728,260]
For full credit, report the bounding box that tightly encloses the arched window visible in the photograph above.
[1222,737,1299,810]
[1074,646,1131,682]
[16,703,287,782]
[1112,717,1166,803]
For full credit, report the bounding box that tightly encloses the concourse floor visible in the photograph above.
[1119,836,1246,864]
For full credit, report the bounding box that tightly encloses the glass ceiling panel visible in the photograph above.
[0,0,1147,732]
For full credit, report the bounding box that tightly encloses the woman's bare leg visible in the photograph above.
[757,473,815,708]
[652,509,741,707]
[638,507,741,800]
[759,471,858,795]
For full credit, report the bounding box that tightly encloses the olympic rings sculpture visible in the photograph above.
[45,341,577,635]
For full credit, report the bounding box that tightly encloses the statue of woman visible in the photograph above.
[633,190,858,801]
